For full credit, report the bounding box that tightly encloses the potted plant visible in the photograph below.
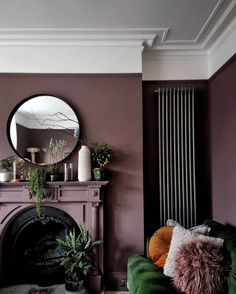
[46,164,60,182]
[0,156,14,182]
[90,143,112,180]
[28,168,46,216]
[57,224,102,294]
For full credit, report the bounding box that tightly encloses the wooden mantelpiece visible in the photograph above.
[0,180,108,202]
[0,180,108,292]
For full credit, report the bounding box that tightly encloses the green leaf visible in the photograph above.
[56,224,102,281]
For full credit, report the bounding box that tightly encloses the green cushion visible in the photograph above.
[128,255,178,294]
[217,225,236,294]
[204,220,236,294]
[203,219,226,236]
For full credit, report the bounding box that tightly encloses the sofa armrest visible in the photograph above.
[127,255,178,294]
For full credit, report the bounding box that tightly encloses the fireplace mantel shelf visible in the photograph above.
[0,180,109,203]
[0,180,109,186]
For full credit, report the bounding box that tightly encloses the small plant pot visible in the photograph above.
[93,168,105,181]
[50,174,60,182]
[0,171,10,182]
[65,280,85,294]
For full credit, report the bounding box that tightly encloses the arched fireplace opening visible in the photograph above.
[2,206,79,286]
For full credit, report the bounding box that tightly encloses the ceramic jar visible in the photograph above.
[78,145,91,182]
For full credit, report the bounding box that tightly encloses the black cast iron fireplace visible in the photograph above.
[2,206,79,286]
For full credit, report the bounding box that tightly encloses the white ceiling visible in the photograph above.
[0,0,235,50]
[0,0,235,78]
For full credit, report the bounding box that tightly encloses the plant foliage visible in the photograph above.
[91,143,112,168]
[46,164,59,175]
[28,168,46,216]
[0,157,14,172]
[57,224,103,282]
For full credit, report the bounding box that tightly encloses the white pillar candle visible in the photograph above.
[13,161,17,180]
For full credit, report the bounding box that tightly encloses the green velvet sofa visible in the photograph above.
[127,220,236,294]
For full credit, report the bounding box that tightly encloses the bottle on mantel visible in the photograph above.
[78,145,91,182]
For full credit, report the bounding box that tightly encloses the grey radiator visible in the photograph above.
[156,87,196,228]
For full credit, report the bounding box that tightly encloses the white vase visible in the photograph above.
[78,145,91,182]
[0,171,10,182]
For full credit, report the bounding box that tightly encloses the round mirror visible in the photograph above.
[7,95,80,165]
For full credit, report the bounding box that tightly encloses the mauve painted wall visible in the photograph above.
[209,56,236,225]
[0,73,143,289]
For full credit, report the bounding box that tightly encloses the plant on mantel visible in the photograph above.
[90,143,112,181]
[0,156,14,173]
[46,163,60,181]
[28,168,46,217]
[0,156,15,183]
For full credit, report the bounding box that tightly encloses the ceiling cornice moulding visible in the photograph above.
[0,29,158,73]
[207,16,236,77]
[142,50,208,80]
[0,28,157,48]
[0,0,234,51]
[0,1,234,77]
[201,0,236,48]
[151,0,236,50]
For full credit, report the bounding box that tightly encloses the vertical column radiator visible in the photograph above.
[156,87,196,228]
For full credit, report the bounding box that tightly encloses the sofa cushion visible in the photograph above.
[164,225,224,277]
[204,220,236,294]
[166,219,210,235]
[149,226,174,268]
[203,219,226,237]
[128,255,178,294]
[172,239,230,294]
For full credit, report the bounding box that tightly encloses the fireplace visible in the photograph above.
[2,206,78,286]
[0,181,108,291]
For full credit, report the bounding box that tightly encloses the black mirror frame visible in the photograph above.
[7,94,81,166]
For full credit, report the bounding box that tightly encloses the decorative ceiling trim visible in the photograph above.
[195,0,225,43]
[208,16,236,54]
[0,2,234,77]
[202,0,236,48]
[143,50,207,60]
[157,0,236,49]
[0,28,157,48]
[142,16,236,80]
[160,0,224,45]
[142,50,208,81]
[0,0,234,51]
[207,16,236,77]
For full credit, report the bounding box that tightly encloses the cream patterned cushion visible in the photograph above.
[163,225,224,277]
[166,219,211,235]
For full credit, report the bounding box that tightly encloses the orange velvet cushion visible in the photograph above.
[149,226,174,268]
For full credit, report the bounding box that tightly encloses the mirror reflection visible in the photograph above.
[8,95,80,165]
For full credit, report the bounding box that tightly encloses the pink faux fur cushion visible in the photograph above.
[172,239,230,294]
